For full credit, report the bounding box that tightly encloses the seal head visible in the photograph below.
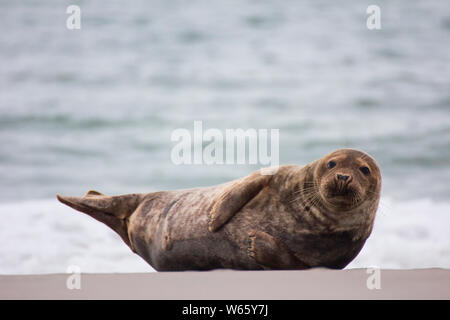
[313,148,381,213]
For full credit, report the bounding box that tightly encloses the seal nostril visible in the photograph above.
[337,174,350,181]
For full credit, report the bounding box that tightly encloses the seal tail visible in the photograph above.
[56,190,143,249]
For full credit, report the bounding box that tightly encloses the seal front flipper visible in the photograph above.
[56,191,144,250]
[247,230,309,270]
[208,172,271,232]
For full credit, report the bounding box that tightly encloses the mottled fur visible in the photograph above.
[57,149,381,271]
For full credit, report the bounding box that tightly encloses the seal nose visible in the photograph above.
[337,174,350,182]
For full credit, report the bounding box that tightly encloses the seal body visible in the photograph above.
[57,149,381,271]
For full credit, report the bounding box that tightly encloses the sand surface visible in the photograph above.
[1,268,449,300]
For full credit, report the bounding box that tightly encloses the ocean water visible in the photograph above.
[0,0,449,274]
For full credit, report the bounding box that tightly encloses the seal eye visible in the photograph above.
[327,161,336,169]
[360,166,370,175]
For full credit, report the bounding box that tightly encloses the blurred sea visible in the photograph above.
[0,0,449,273]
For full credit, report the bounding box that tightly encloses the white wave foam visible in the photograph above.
[348,197,450,269]
[0,199,152,274]
[0,197,449,274]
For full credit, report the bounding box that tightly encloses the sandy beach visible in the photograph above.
[1,268,449,300]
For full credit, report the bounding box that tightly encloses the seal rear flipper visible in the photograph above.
[209,172,271,232]
[56,191,144,249]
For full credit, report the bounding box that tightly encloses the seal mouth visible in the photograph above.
[322,182,362,209]
[327,179,354,197]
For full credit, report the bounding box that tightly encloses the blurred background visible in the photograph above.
[0,0,449,273]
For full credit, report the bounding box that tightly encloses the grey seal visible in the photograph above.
[57,148,382,271]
